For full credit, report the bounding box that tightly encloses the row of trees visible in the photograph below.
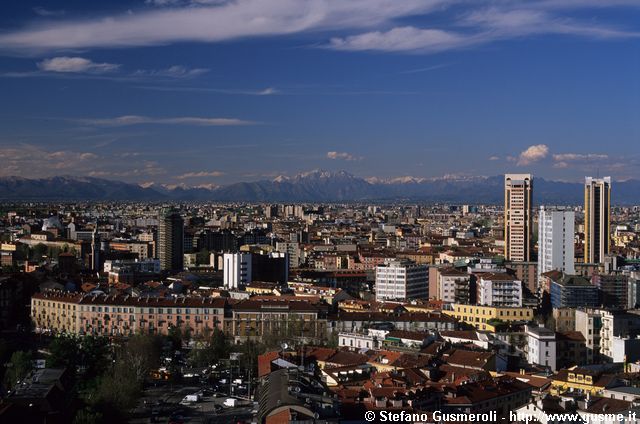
[2,323,339,422]
[2,333,164,423]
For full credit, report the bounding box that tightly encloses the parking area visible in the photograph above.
[129,383,255,424]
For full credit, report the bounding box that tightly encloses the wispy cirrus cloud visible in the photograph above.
[177,170,225,179]
[0,145,99,176]
[0,144,173,179]
[328,7,639,53]
[399,63,451,74]
[0,0,636,56]
[33,7,66,17]
[135,85,281,95]
[76,115,255,127]
[37,57,120,73]
[132,65,209,78]
[329,27,473,53]
[2,63,210,81]
[0,0,445,52]
[552,152,609,168]
[552,153,609,161]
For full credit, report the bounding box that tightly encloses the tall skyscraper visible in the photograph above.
[538,206,575,284]
[158,209,184,272]
[504,174,533,262]
[584,176,611,264]
[91,225,100,272]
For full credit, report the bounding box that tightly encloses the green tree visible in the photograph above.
[236,340,266,376]
[91,361,141,422]
[4,350,33,388]
[189,328,230,367]
[120,334,162,383]
[196,248,211,265]
[31,243,48,261]
[47,334,109,381]
[73,407,104,424]
[167,326,184,350]
[326,330,339,348]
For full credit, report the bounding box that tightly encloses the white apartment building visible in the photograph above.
[575,309,602,364]
[223,252,252,289]
[478,272,523,307]
[338,332,377,350]
[437,268,471,304]
[375,259,428,302]
[526,325,557,371]
[538,206,575,288]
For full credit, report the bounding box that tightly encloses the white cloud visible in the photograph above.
[145,0,228,6]
[551,152,609,169]
[0,145,99,177]
[488,155,500,161]
[76,115,255,126]
[0,145,174,180]
[177,170,225,179]
[461,7,639,40]
[517,144,549,166]
[328,6,639,53]
[0,0,445,52]
[0,1,636,55]
[37,57,120,73]
[399,63,450,74]
[257,87,279,95]
[329,26,472,52]
[133,65,209,78]
[552,153,609,161]
[327,151,361,161]
[33,7,65,17]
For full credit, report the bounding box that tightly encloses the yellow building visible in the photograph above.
[550,367,617,396]
[245,282,277,295]
[444,304,534,331]
[403,304,437,314]
[337,300,371,312]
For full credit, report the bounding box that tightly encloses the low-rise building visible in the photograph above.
[444,304,534,332]
[437,267,471,304]
[550,275,599,309]
[31,291,226,336]
[375,259,429,302]
[477,273,523,307]
[229,298,328,343]
[526,325,557,371]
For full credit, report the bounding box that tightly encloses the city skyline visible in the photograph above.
[0,1,639,184]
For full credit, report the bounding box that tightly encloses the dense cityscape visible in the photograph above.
[2,1,640,423]
[0,174,638,423]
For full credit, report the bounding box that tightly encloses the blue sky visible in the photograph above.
[0,0,638,186]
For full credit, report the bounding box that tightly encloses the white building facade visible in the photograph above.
[375,259,428,302]
[478,273,523,307]
[538,206,575,286]
[526,325,557,371]
[223,252,252,289]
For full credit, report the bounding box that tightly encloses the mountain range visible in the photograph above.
[0,171,638,204]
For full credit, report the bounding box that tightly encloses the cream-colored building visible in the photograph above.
[504,174,533,262]
[444,303,534,332]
